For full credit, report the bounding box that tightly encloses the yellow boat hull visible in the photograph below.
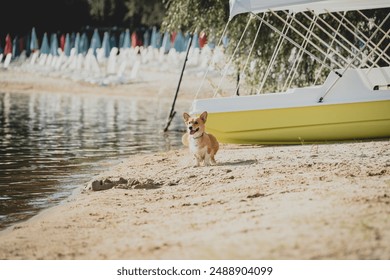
[205,100,390,144]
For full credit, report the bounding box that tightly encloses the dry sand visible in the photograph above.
[0,68,389,260]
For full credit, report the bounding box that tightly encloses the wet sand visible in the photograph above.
[0,69,389,259]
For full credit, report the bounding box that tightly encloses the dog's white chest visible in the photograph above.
[189,139,207,156]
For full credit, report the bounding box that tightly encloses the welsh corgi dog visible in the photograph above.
[182,111,219,167]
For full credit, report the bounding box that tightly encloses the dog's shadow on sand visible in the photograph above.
[218,159,258,166]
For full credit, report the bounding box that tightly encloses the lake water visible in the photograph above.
[0,91,187,230]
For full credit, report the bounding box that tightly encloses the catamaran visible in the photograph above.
[190,0,390,144]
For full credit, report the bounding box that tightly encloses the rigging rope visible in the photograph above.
[330,11,390,65]
[283,13,317,91]
[194,20,231,100]
[256,13,295,94]
[233,13,265,96]
[318,12,390,102]
[251,12,342,78]
[212,16,253,98]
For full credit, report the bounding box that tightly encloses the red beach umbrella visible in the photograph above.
[199,31,207,48]
[4,34,12,55]
[131,31,142,48]
[171,31,177,45]
[60,34,66,51]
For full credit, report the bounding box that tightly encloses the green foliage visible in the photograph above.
[87,0,165,28]
[123,0,166,27]
[162,0,389,95]
[161,0,229,35]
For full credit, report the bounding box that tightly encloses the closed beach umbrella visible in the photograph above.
[60,34,65,51]
[173,31,185,52]
[155,31,161,48]
[19,37,25,53]
[122,29,131,49]
[143,29,150,48]
[131,31,141,48]
[64,33,71,56]
[119,31,124,49]
[24,35,31,56]
[80,32,89,55]
[74,33,81,54]
[110,33,117,49]
[150,26,158,49]
[192,33,200,49]
[161,31,171,53]
[50,33,59,56]
[90,29,101,55]
[40,33,50,54]
[102,32,110,58]
[199,31,207,48]
[12,35,20,57]
[30,27,39,51]
[70,32,76,49]
[4,34,12,55]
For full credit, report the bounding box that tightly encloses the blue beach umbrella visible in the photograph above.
[64,33,71,56]
[161,31,171,54]
[143,29,150,48]
[110,33,117,49]
[192,33,200,49]
[40,33,50,54]
[122,29,131,49]
[119,31,124,49]
[12,35,20,57]
[184,32,191,50]
[90,29,101,55]
[102,31,110,57]
[150,26,158,49]
[173,31,185,52]
[30,27,39,51]
[74,33,81,54]
[50,33,59,56]
[70,32,76,49]
[80,32,89,55]
[155,31,162,48]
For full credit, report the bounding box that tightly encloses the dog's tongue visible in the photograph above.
[190,130,196,135]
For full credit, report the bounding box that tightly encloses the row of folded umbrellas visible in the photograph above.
[1,27,228,59]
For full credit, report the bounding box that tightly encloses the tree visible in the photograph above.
[87,0,165,28]
[161,0,229,35]
[162,0,389,94]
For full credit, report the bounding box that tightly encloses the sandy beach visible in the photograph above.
[0,67,389,260]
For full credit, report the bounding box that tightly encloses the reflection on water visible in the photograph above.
[0,91,186,230]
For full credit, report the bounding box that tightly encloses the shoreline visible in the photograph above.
[1,140,389,259]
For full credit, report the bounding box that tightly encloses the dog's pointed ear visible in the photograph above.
[183,112,190,122]
[200,111,208,123]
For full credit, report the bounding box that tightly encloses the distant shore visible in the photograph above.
[0,68,390,259]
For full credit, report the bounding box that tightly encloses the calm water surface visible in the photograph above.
[0,91,186,230]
